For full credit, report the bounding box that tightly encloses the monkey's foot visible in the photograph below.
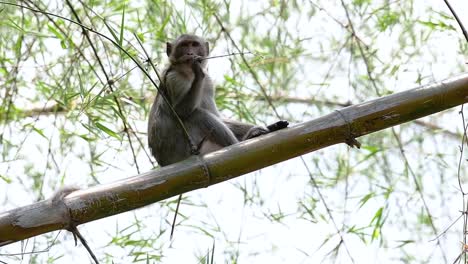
[266,120,289,132]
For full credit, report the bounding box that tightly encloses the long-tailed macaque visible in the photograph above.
[148,34,288,166]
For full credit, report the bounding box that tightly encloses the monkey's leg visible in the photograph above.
[224,119,289,140]
[223,119,267,140]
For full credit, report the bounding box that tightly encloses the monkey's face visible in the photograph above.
[167,35,210,64]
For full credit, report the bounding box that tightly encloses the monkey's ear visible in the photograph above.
[205,41,209,55]
[166,42,172,57]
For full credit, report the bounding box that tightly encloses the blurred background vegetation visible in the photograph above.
[0,0,467,263]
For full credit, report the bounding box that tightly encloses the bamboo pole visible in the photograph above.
[1,73,468,246]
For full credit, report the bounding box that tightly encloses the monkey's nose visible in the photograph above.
[187,52,194,56]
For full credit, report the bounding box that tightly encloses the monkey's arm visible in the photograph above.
[172,59,205,117]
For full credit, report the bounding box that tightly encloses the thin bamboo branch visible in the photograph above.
[1,72,468,246]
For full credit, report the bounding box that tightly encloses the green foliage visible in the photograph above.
[376,10,400,32]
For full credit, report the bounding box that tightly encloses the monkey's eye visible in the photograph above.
[192,42,200,47]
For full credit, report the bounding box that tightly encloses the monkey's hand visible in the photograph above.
[176,54,198,64]
[191,56,205,78]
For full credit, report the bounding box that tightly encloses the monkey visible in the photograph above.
[148,34,288,166]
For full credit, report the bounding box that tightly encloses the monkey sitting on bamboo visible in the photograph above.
[148,34,288,166]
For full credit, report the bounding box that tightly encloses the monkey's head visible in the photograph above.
[167,34,209,65]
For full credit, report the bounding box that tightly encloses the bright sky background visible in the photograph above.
[1,0,468,263]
